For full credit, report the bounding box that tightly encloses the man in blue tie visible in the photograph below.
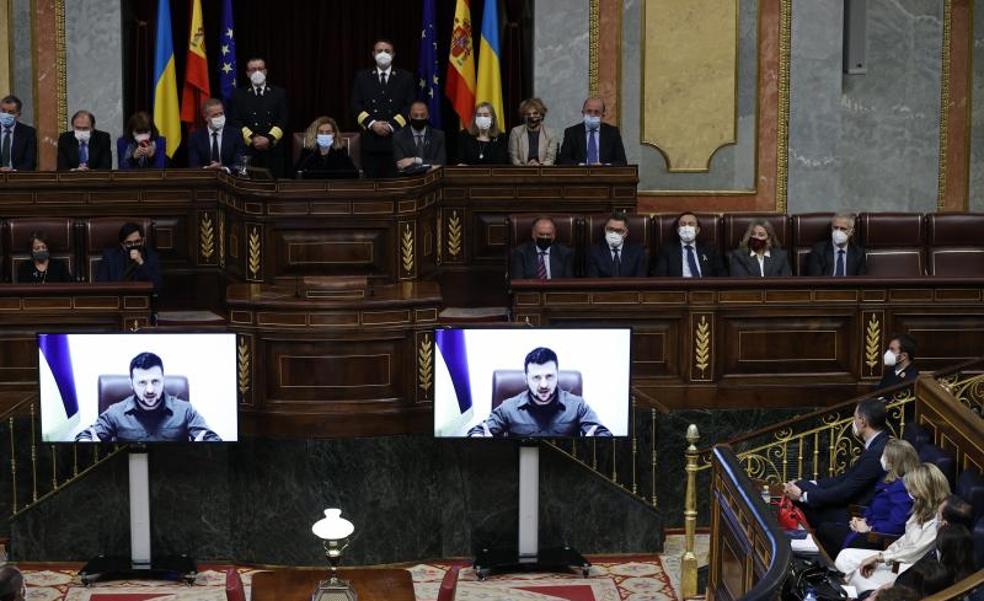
[651,212,727,277]
[806,213,867,276]
[0,95,37,171]
[558,96,627,166]
[56,110,112,171]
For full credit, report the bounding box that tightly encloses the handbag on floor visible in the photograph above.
[781,557,849,601]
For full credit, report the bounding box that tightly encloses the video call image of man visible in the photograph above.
[75,352,220,442]
[467,347,612,438]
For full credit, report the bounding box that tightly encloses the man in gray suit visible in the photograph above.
[510,216,574,279]
[393,101,445,174]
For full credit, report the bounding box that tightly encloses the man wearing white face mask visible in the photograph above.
[188,98,246,170]
[228,57,289,177]
[877,334,918,390]
[558,96,627,166]
[0,94,37,171]
[57,110,112,171]
[586,214,648,277]
[807,213,867,276]
[652,212,727,277]
[351,39,416,178]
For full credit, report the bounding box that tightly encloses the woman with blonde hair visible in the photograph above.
[508,97,558,166]
[728,219,792,277]
[817,438,921,555]
[456,102,508,165]
[835,462,951,595]
[295,116,357,176]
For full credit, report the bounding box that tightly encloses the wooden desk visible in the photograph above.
[250,567,414,601]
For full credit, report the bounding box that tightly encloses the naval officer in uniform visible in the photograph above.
[229,57,289,178]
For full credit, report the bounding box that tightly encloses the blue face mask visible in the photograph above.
[0,112,15,128]
[583,115,601,130]
[316,134,334,148]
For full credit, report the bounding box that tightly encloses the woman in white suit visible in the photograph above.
[508,98,558,166]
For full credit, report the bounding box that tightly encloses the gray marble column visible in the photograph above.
[10,0,34,126]
[970,4,984,211]
[66,0,124,166]
[533,0,589,146]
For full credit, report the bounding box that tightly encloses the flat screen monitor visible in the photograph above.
[433,327,632,438]
[38,332,238,443]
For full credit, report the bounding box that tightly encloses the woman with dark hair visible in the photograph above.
[728,219,792,277]
[116,111,166,169]
[16,230,73,283]
[456,102,508,165]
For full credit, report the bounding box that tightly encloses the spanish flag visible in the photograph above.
[153,0,180,157]
[180,0,211,130]
[475,0,503,125]
[445,0,476,127]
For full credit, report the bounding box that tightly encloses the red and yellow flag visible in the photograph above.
[180,0,210,130]
[445,0,476,128]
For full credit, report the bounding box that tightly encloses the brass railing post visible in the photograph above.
[681,424,700,599]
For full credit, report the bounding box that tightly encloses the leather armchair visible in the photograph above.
[491,369,582,409]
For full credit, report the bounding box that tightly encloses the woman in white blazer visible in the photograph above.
[508,97,558,166]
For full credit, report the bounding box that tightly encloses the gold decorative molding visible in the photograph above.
[693,314,712,380]
[199,211,215,261]
[401,222,415,275]
[775,0,792,213]
[417,334,433,397]
[218,211,226,268]
[237,335,251,398]
[247,225,261,280]
[937,0,952,211]
[54,0,66,130]
[447,210,462,258]
[588,0,600,95]
[862,312,882,378]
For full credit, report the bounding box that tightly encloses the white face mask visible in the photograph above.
[583,115,602,130]
[249,70,266,86]
[210,115,226,130]
[605,231,624,248]
[678,226,697,243]
[880,457,889,472]
[74,129,91,143]
[375,51,393,68]
[832,229,849,246]
[883,350,897,367]
[134,133,151,143]
[316,134,334,148]
[475,116,492,131]
[851,420,860,438]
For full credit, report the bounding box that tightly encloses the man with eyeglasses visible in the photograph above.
[586,213,648,277]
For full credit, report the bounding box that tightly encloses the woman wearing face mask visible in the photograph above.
[728,220,792,277]
[116,111,166,169]
[815,438,920,557]
[456,102,508,165]
[16,231,74,284]
[507,98,558,166]
[295,116,357,176]
[835,462,951,596]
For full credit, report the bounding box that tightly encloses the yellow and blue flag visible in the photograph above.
[475,0,503,125]
[153,0,180,157]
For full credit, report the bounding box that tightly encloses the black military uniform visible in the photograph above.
[229,83,289,178]
[350,66,415,178]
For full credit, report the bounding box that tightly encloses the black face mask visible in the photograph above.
[410,118,429,131]
[535,237,552,251]
[125,243,144,254]
[526,116,542,127]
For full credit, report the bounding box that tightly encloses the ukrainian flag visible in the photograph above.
[153,0,181,158]
[475,0,504,125]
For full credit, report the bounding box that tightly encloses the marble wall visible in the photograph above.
[11,435,664,564]
[971,3,984,211]
[66,0,123,165]
[10,0,34,126]
[532,0,589,147]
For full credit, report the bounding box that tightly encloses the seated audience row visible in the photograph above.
[510,211,983,278]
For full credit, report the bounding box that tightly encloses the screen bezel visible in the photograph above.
[36,331,240,444]
[431,325,634,440]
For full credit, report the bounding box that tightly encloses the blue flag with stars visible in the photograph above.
[418,0,441,128]
[218,0,238,102]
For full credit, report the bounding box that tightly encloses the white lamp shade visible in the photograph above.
[312,508,355,540]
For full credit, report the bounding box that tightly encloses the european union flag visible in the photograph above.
[218,0,238,102]
[418,0,442,128]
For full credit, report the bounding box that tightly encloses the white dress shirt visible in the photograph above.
[751,249,772,277]
[681,241,702,277]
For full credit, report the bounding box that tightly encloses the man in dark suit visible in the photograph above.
[557,96,627,166]
[188,98,246,170]
[392,101,446,173]
[586,213,648,277]
[652,212,727,277]
[510,216,574,279]
[0,94,37,171]
[783,397,889,528]
[877,334,918,389]
[228,57,289,178]
[95,222,163,291]
[57,110,112,171]
[807,213,867,276]
[351,39,416,179]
